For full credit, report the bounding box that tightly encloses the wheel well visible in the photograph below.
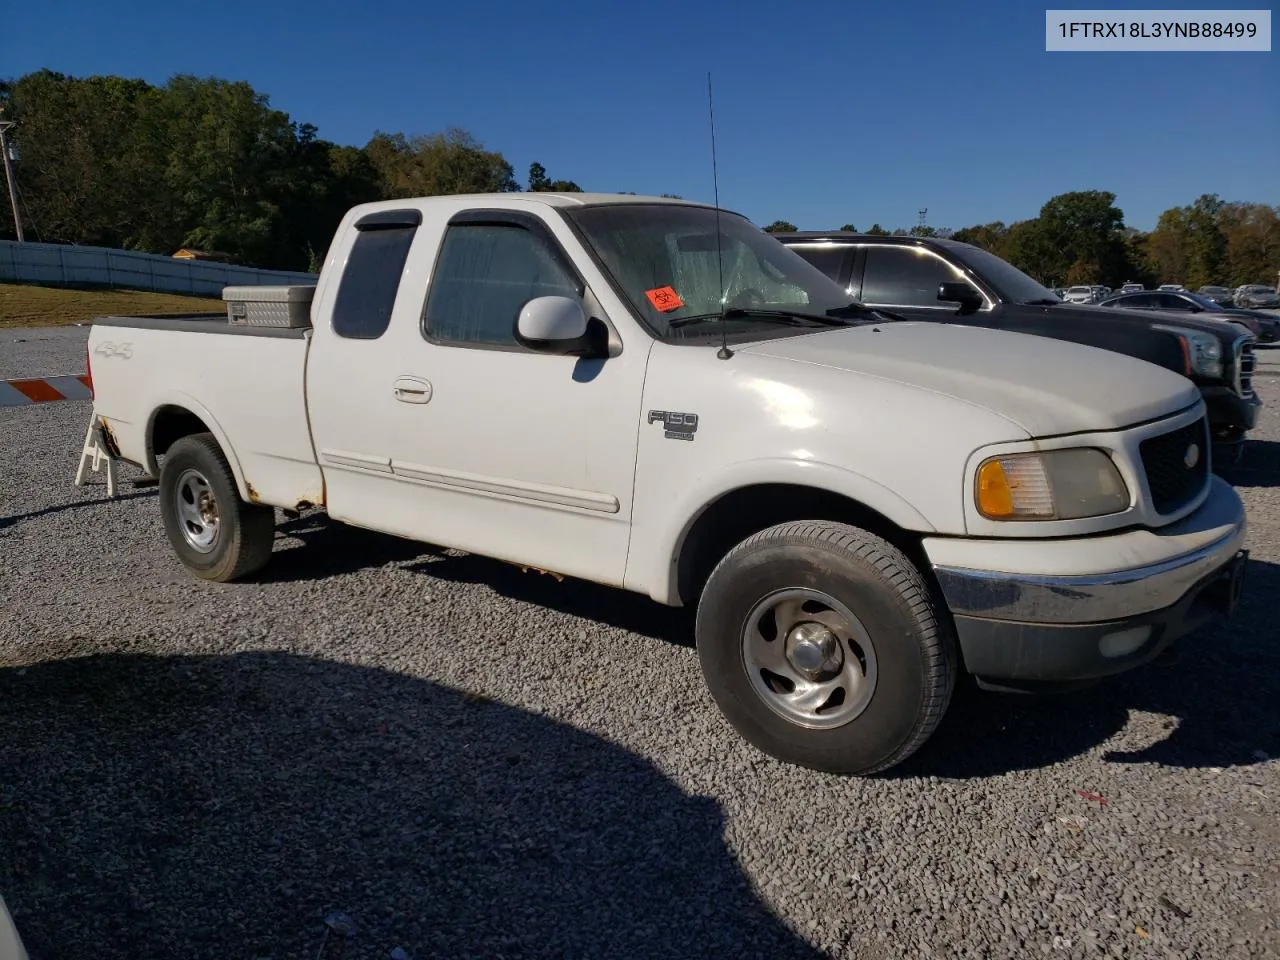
[675,483,928,606]
[150,405,212,461]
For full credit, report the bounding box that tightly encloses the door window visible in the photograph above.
[423,223,582,347]
[860,246,974,308]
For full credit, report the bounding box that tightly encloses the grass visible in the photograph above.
[0,282,223,328]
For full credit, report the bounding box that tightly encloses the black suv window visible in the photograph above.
[860,245,974,308]
[1117,293,1155,308]
[1154,293,1191,310]
[784,244,851,285]
[332,223,419,340]
[423,223,581,347]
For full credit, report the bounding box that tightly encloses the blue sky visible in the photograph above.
[6,0,1277,231]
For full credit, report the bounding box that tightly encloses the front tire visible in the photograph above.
[159,433,275,582]
[694,520,955,775]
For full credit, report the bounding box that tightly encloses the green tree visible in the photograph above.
[1035,190,1128,286]
[763,220,797,233]
[366,128,517,199]
[839,223,857,232]
[950,221,1006,250]
[1219,202,1280,285]
[527,161,582,192]
[864,223,890,236]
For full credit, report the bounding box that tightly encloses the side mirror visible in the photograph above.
[938,281,983,313]
[514,295,604,357]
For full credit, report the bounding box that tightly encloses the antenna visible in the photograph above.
[707,72,732,360]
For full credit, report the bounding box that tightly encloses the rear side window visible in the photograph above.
[787,244,851,285]
[423,223,581,347]
[332,223,418,340]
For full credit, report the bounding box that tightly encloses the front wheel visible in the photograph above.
[159,433,275,582]
[694,520,956,775]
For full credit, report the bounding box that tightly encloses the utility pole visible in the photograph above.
[0,109,24,242]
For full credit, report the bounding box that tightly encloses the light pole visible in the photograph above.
[0,108,24,242]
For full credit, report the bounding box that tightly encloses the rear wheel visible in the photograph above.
[694,520,955,775]
[159,433,275,582]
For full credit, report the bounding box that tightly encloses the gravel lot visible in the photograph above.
[2,328,1278,960]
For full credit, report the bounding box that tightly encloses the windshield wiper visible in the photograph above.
[670,305,890,332]
[668,307,859,329]
[1018,298,1063,306]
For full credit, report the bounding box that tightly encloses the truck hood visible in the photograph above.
[734,322,1201,437]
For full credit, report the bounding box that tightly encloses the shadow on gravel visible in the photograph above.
[1218,439,1280,489]
[259,514,694,645]
[0,490,154,532]
[891,557,1280,780]
[255,513,434,581]
[406,553,695,647]
[0,652,822,960]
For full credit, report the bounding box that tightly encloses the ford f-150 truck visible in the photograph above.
[86,193,1249,775]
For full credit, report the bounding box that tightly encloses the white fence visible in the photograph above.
[0,239,316,296]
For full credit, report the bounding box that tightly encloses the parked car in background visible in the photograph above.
[776,231,1260,461]
[1098,290,1278,343]
[1197,285,1235,306]
[1119,282,1144,294]
[1063,285,1097,303]
[1233,285,1280,309]
[1159,284,1187,293]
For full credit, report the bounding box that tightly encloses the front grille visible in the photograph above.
[1140,417,1210,515]
[1234,337,1255,397]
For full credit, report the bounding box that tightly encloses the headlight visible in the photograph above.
[1152,324,1223,378]
[975,448,1129,521]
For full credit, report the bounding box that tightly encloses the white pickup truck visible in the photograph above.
[86,193,1249,775]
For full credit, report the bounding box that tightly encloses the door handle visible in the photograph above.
[393,376,432,404]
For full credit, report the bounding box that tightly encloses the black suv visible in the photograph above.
[777,232,1260,463]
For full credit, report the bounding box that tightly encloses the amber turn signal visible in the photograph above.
[976,459,1015,518]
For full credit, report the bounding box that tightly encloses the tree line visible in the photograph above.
[764,189,1280,290]
[1,70,1275,289]
[0,70,593,271]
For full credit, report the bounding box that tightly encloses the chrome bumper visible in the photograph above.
[929,477,1247,625]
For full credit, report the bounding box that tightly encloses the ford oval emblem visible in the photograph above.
[1183,443,1201,469]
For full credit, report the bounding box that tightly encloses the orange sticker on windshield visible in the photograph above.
[645,286,684,312]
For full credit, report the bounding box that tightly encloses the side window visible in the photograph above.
[424,223,581,347]
[1157,294,1190,310]
[787,245,850,284]
[860,246,972,308]
[1123,294,1154,308]
[332,224,418,340]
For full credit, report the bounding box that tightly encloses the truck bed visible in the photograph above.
[93,313,310,339]
[89,313,323,510]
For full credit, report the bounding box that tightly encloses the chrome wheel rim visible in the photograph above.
[175,468,219,553]
[741,588,878,729]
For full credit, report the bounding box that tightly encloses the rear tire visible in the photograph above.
[694,520,955,775]
[159,433,275,582]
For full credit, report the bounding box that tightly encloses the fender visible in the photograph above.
[145,391,252,502]
[626,457,940,605]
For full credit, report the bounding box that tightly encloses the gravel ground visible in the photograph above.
[2,328,1278,960]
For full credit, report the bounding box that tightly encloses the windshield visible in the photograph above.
[954,244,1060,302]
[1183,292,1225,311]
[1067,286,1092,294]
[563,204,863,338]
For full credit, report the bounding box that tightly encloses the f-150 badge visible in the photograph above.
[648,410,699,441]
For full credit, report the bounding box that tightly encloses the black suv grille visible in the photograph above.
[1236,339,1255,397]
[1140,417,1210,515]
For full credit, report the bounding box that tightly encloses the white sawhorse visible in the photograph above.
[75,417,118,498]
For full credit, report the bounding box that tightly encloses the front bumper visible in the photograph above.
[1202,386,1260,443]
[925,475,1247,687]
